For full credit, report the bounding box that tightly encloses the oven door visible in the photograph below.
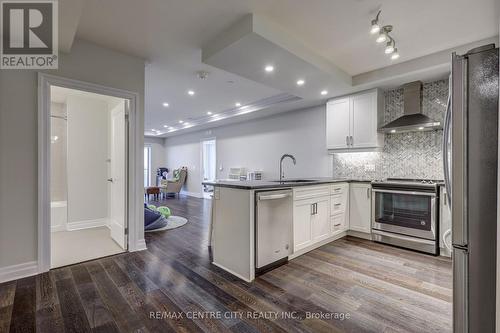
[371,189,437,240]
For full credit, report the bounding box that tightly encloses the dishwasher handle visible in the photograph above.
[258,193,291,201]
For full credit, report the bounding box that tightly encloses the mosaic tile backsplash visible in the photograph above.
[332,79,448,180]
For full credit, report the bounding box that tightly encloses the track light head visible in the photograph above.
[384,39,395,54]
[370,10,381,34]
[391,49,400,60]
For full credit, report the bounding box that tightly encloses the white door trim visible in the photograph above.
[38,73,145,273]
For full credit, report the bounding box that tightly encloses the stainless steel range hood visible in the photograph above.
[381,81,442,133]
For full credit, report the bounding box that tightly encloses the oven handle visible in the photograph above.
[372,189,436,197]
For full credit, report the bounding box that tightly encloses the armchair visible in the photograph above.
[160,167,187,198]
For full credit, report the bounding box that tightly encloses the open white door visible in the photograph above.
[110,101,127,249]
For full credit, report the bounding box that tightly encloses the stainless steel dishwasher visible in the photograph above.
[256,189,293,270]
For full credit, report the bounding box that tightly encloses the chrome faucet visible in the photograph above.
[279,154,296,182]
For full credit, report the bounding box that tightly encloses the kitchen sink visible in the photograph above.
[271,179,317,183]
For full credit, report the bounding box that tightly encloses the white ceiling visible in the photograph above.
[74,0,499,136]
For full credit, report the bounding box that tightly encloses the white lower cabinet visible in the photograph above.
[331,214,346,233]
[293,198,314,251]
[349,183,372,233]
[311,197,330,242]
[293,183,349,253]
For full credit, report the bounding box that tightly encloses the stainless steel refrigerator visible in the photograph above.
[443,44,499,333]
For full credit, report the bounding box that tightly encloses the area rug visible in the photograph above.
[145,215,188,232]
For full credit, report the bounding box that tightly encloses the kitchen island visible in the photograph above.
[204,178,373,282]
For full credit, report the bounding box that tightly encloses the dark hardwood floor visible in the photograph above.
[0,195,452,333]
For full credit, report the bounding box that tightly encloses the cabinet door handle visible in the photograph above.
[346,136,349,146]
[311,204,314,215]
[350,136,354,146]
[367,188,370,198]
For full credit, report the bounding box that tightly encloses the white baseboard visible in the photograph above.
[66,218,108,231]
[0,261,39,283]
[130,239,147,252]
[51,225,66,232]
[180,190,204,198]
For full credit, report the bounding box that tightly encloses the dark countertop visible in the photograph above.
[202,178,372,190]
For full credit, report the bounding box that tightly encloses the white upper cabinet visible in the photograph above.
[326,98,350,149]
[326,89,383,151]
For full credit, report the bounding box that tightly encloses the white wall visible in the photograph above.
[66,95,110,224]
[144,137,166,186]
[0,39,145,269]
[50,102,67,202]
[165,105,333,196]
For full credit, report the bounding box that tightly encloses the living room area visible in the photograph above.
[143,135,207,234]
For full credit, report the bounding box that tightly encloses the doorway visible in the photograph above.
[201,138,216,199]
[48,86,127,268]
[38,73,143,272]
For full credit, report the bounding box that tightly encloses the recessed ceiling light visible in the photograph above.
[187,90,195,96]
[178,120,184,124]
[418,126,424,130]
[321,90,328,95]
[163,125,169,128]
[265,65,274,72]
[151,129,157,132]
[296,79,305,86]
[390,129,396,133]
[162,102,169,107]
[184,122,190,126]
[235,102,241,107]
[207,111,212,115]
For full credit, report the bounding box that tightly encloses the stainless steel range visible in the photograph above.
[371,178,441,255]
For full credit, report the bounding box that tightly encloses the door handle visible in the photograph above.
[258,193,290,201]
[442,76,452,207]
[107,178,114,183]
[311,203,317,215]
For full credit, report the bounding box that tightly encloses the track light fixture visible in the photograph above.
[370,10,400,60]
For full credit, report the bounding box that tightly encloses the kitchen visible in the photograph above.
[204,79,453,281]
[194,42,498,333]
